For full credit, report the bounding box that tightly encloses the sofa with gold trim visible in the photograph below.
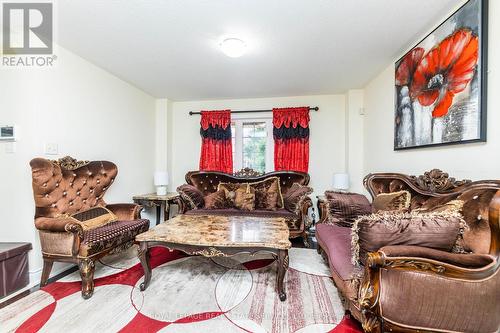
[316,169,500,333]
[177,169,313,246]
[30,156,150,299]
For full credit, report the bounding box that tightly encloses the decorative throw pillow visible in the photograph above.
[372,190,411,212]
[249,177,283,210]
[234,184,255,211]
[217,182,242,207]
[324,191,372,227]
[177,184,205,209]
[351,210,467,265]
[204,190,228,209]
[414,199,464,214]
[283,183,313,214]
[70,206,117,231]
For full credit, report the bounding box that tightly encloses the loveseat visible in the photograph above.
[316,169,500,333]
[177,169,313,246]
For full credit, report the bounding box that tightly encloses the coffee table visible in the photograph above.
[135,214,291,301]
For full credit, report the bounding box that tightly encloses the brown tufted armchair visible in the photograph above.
[30,156,150,299]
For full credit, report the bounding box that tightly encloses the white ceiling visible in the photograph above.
[57,0,459,100]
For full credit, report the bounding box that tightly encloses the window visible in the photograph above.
[231,117,273,173]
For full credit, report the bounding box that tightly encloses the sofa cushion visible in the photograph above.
[316,223,355,281]
[249,177,284,210]
[184,208,300,230]
[283,183,313,214]
[218,182,244,207]
[204,190,229,209]
[234,184,255,211]
[70,206,117,231]
[177,184,205,209]
[372,190,411,212]
[79,219,149,256]
[324,191,372,227]
[351,211,467,265]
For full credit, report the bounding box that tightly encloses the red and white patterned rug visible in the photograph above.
[0,247,362,333]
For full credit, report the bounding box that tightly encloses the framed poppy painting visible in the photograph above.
[394,0,488,150]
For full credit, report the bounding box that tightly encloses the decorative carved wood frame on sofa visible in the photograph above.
[317,169,500,333]
[30,156,149,299]
[177,169,313,246]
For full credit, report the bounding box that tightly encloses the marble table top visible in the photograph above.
[136,215,291,250]
[133,192,179,201]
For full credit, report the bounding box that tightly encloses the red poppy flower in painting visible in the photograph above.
[395,47,425,86]
[410,28,479,118]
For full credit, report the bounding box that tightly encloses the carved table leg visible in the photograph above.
[165,201,170,221]
[155,205,161,225]
[79,258,95,299]
[138,242,151,291]
[276,249,289,301]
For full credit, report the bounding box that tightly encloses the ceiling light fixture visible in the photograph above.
[220,38,246,58]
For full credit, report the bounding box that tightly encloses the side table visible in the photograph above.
[133,193,179,225]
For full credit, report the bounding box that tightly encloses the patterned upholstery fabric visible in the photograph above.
[324,191,372,227]
[79,219,149,256]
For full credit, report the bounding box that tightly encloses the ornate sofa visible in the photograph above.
[316,170,500,333]
[177,169,313,245]
[30,156,150,299]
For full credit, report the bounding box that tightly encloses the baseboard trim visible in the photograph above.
[0,264,78,309]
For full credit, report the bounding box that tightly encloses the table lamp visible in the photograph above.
[333,173,349,191]
[154,171,169,196]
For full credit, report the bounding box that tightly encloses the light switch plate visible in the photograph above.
[44,143,58,155]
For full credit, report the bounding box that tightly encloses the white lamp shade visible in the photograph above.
[154,171,169,186]
[333,173,349,190]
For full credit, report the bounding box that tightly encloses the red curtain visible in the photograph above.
[273,107,310,172]
[199,110,233,174]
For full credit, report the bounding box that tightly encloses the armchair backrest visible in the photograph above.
[185,170,310,196]
[30,156,117,219]
[364,169,500,256]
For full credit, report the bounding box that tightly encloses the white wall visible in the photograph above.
[0,46,156,288]
[363,0,500,180]
[346,90,365,193]
[168,95,347,202]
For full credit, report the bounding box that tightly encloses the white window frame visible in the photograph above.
[231,114,274,173]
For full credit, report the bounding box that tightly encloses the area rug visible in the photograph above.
[0,247,362,333]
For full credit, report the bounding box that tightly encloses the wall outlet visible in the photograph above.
[44,143,58,155]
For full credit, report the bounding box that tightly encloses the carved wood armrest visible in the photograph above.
[358,250,499,333]
[367,250,498,281]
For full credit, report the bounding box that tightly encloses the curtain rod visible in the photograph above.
[188,106,319,116]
